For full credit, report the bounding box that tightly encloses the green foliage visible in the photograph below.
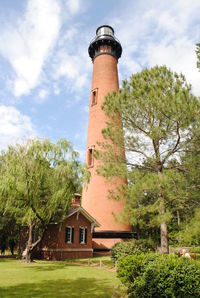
[0,138,88,260]
[179,209,200,245]
[117,253,200,298]
[111,239,155,261]
[0,212,19,254]
[0,138,85,225]
[187,247,200,254]
[97,65,200,252]
[174,126,200,246]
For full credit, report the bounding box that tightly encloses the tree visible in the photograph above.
[196,43,200,71]
[0,139,87,262]
[176,125,200,244]
[0,212,19,255]
[97,65,200,253]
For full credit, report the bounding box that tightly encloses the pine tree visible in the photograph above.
[97,65,200,253]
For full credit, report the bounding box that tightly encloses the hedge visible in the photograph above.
[111,239,155,261]
[117,253,200,298]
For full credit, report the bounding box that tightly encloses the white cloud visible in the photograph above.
[39,89,48,99]
[53,48,90,94]
[115,0,200,95]
[53,84,60,95]
[0,0,61,97]
[36,89,49,104]
[145,38,200,95]
[0,105,36,151]
[65,0,80,15]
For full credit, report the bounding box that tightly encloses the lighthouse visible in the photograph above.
[82,25,132,252]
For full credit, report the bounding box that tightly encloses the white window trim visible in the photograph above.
[80,226,87,244]
[66,226,73,244]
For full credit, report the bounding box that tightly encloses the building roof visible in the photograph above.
[66,206,100,228]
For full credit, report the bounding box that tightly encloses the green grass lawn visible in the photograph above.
[65,256,115,268]
[0,259,122,298]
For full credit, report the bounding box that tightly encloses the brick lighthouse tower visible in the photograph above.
[82,25,132,252]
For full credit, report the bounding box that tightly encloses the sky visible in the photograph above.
[0,0,199,161]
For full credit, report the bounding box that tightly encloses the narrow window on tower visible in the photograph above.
[91,89,98,106]
[88,146,94,167]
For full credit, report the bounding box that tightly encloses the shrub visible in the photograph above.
[188,246,200,254]
[117,253,200,298]
[111,239,155,261]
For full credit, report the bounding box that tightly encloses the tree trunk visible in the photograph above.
[25,220,34,263]
[160,198,169,254]
[177,210,181,226]
[158,169,169,254]
[24,221,44,263]
[177,210,181,244]
[160,223,169,254]
[17,226,21,259]
[25,248,32,263]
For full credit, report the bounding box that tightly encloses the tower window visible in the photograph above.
[88,147,94,167]
[100,45,112,53]
[91,89,98,106]
[65,226,74,243]
[79,227,87,244]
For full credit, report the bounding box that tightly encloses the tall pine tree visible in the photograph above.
[96,65,200,253]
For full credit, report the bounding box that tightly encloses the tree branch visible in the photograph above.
[161,121,181,165]
[125,117,150,136]
[30,204,46,228]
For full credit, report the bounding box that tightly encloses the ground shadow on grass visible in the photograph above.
[0,258,17,263]
[0,278,115,298]
[22,262,69,272]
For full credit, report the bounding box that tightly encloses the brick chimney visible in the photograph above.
[71,193,81,208]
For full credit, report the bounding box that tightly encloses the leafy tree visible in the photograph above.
[0,139,87,262]
[0,212,19,255]
[97,65,200,253]
[176,126,200,245]
[179,208,200,245]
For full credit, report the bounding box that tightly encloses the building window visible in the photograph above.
[65,226,74,243]
[88,147,94,167]
[99,45,112,53]
[79,227,87,244]
[91,89,98,106]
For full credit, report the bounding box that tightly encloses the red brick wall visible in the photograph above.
[82,54,131,238]
[36,213,93,260]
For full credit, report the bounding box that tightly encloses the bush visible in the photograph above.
[111,239,155,261]
[117,253,200,298]
[188,246,200,254]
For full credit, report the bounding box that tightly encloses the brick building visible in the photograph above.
[32,194,100,260]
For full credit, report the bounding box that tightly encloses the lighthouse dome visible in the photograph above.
[88,25,122,61]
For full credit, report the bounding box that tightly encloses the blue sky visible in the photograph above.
[0,0,199,161]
